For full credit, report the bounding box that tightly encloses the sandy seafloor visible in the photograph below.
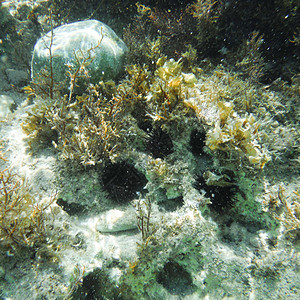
[0,0,299,299]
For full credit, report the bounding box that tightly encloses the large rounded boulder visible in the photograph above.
[31,20,128,86]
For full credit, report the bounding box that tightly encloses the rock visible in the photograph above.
[0,94,14,119]
[96,207,137,233]
[5,69,29,86]
[31,20,127,87]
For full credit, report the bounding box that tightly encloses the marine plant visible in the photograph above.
[23,82,124,165]
[53,93,123,165]
[135,196,157,242]
[21,98,59,151]
[263,184,300,237]
[187,0,226,57]
[235,31,265,83]
[183,69,271,169]
[0,162,56,248]
[118,57,198,137]
[66,264,85,297]
[276,186,300,234]
[124,3,198,67]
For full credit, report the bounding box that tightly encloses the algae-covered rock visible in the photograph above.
[96,207,137,233]
[31,20,127,85]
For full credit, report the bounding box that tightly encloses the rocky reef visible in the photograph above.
[0,0,299,299]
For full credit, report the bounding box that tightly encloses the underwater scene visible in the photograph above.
[0,0,299,299]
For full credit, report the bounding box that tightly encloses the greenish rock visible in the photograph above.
[31,20,127,86]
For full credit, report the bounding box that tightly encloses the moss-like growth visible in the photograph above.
[21,99,59,152]
[0,165,55,248]
[263,184,300,237]
[22,85,124,164]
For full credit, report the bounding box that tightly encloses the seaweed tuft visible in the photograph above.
[0,164,56,248]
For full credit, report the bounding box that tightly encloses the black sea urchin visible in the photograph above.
[102,162,147,203]
[146,127,174,159]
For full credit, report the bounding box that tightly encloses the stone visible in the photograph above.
[0,94,14,119]
[5,69,29,86]
[96,207,137,233]
[31,20,127,87]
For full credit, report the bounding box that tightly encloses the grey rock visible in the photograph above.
[31,20,127,87]
[5,69,29,86]
[96,207,138,233]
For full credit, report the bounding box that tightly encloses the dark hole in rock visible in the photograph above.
[194,175,236,213]
[159,196,184,212]
[190,129,206,156]
[102,162,147,203]
[57,198,87,216]
[157,261,196,296]
[146,127,174,159]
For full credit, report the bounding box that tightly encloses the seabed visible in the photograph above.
[0,0,299,299]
